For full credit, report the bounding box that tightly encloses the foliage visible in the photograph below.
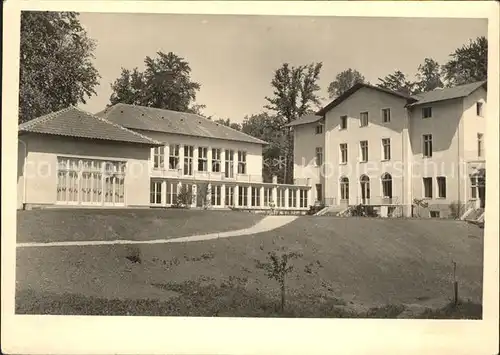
[174,184,193,208]
[264,62,323,184]
[442,36,488,86]
[196,183,211,209]
[415,58,444,93]
[214,118,242,131]
[109,51,204,114]
[19,11,100,123]
[351,204,377,217]
[377,70,417,96]
[327,68,367,98]
[448,201,466,219]
[307,204,325,216]
[256,248,302,312]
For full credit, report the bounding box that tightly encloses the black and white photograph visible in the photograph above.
[2,1,499,354]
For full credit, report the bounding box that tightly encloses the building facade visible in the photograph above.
[289,81,487,218]
[17,105,312,212]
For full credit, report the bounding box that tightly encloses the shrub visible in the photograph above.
[175,185,193,208]
[448,201,466,219]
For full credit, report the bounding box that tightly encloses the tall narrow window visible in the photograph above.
[198,147,208,172]
[360,141,368,162]
[381,173,393,200]
[169,144,180,169]
[225,186,234,206]
[167,181,177,205]
[183,145,194,175]
[150,181,162,204]
[437,176,446,198]
[470,176,478,199]
[382,138,391,161]
[340,143,348,164]
[264,187,272,207]
[422,107,432,118]
[237,151,247,174]
[238,186,248,206]
[340,115,348,130]
[423,177,433,198]
[382,108,391,123]
[476,102,484,117]
[153,146,165,169]
[288,189,297,208]
[299,189,308,208]
[315,123,323,134]
[212,148,221,172]
[315,147,323,166]
[251,187,260,207]
[340,177,349,201]
[423,134,433,158]
[477,133,484,158]
[360,175,370,204]
[225,150,235,178]
[360,112,369,127]
[315,184,323,203]
[211,185,222,206]
[277,188,285,207]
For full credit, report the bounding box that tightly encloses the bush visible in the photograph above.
[174,185,193,208]
[307,204,325,215]
[448,201,466,219]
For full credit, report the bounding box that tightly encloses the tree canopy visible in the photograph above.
[414,58,444,93]
[377,70,416,96]
[214,118,242,131]
[109,51,204,114]
[19,11,100,123]
[442,36,488,86]
[327,68,366,98]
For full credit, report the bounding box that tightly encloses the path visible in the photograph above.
[16,215,298,248]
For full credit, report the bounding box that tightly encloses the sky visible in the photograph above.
[78,13,487,122]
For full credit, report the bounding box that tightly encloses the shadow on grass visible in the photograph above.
[16,280,482,319]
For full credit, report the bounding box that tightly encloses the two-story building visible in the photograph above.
[17,104,312,212]
[288,81,487,218]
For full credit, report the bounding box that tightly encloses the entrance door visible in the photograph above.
[360,175,370,205]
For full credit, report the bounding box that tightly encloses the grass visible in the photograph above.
[16,208,264,243]
[16,212,484,318]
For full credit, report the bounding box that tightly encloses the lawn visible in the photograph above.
[16,213,484,318]
[17,208,264,243]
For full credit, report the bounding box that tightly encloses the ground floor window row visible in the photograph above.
[56,157,126,205]
[150,181,309,208]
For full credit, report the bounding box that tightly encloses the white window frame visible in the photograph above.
[423,177,433,199]
[169,144,180,170]
[315,123,323,134]
[238,186,248,206]
[150,181,162,205]
[237,151,247,174]
[360,112,369,127]
[339,115,348,130]
[382,108,391,123]
[225,150,235,178]
[153,146,165,169]
[340,177,349,201]
[198,147,208,172]
[360,140,368,162]
[382,138,391,161]
[225,185,234,206]
[299,189,308,208]
[315,147,323,167]
[251,187,260,207]
[211,184,222,206]
[277,188,285,208]
[212,148,221,173]
[340,143,348,164]
[183,145,194,176]
[423,134,433,158]
[422,107,432,119]
[436,176,446,199]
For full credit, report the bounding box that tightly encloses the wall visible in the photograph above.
[292,121,324,203]
[18,133,152,207]
[136,130,264,180]
[409,98,464,211]
[323,87,409,206]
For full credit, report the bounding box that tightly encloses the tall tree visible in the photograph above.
[214,118,241,131]
[241,113,286,183]
[264,62,323,184]
[442,36,488,86]
[109,51,204,114]
[414,58,444,93]
[377,70,416,96]
[19,11,100,123]
[327,68,366,98]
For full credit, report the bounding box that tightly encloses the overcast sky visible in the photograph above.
[77,13,487,122]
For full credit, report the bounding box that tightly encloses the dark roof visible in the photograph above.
[316,83,414,116]
[96,103,268,145]
[18,106,162,146]
[285,114,323,128]
[408,81,487,106]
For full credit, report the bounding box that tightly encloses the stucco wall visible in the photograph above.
[18,133,152,207]
[323,87,409,205]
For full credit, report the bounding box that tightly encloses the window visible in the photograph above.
[360,141,368,162]
[198,147,208,172]
[103,161,125,204]
[470,175,478,199]
[340,177,349,201]
[264,187,272,207]
[430,211,441,218]
[288,189,297,208]
[211,185,222,206]
[80,160,102,204]
[437,176,446,198]
[340,143,348,164]
[382,138,391,161]
[238,186,248,206]
[277,187,285,207]
[315,184,323,203]
[360,175,370,203]
[152,146,165,169]
[56,158,79,203]
[212,148,221,172]
[166,181,177,205]
[477,133,484,158]
[150,181,162,204]
[381,173,392,199]
[225,186,234,206]
[423,134,433,158]
[299,189,308,208]
[315,123,323,134]
[360,112,369,127]
[315,147,323,166]
[169,144,180,169]
[423,177,433,198]
[183,145,194,175]
[422,107,432,118]
[340,115,348,130]
[382,108,391,123]
[225,150,234,178]
[476,102,484,117]
[251,187,260,207]
[237,151,247,174]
